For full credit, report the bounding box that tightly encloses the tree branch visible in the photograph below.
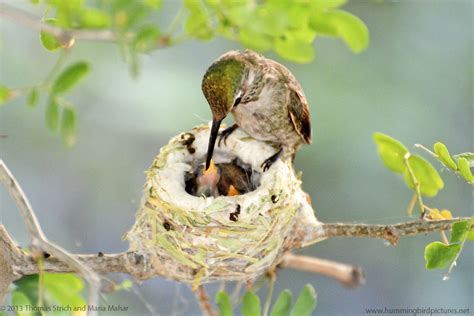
[291,219,470,248]
[280,253,365,288]
[1,218,469,279]
[0,3,117,42]
[0,160,101,315]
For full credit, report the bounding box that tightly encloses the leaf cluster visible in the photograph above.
[373,132,473,276]
[185,0,368,63]
[216,284,317,316]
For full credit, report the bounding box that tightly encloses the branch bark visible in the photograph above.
[280,253,365,288]
[0,158,471,308]
[0,161,101,315]
[295,220,467,247]
[1,219,469,279]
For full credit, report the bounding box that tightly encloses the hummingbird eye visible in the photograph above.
[233,96,242,107]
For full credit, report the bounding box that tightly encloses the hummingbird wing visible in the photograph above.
[265,58,312,145]
[287,86,312,144]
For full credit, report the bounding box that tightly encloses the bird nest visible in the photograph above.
[125,124,321,287]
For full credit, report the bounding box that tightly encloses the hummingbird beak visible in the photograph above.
[206,118,222,170]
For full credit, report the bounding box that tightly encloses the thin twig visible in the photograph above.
[0,160,101,316]
[294,218,472,248]
[0,3,117,41]
[263,269,276,316]
[280,253,365,288]
[195,285,217,316]
[1,218,469,278]
[404,153,425,215]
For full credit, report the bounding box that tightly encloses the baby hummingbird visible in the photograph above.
[202,50,311,171]
[195,160,220,197]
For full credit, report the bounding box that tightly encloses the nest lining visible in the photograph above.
[125,124,319,286]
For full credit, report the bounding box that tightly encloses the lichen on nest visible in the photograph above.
[124,124,320,287]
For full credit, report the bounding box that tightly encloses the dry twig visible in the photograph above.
[0,158,471,312]
[0,160,101,315]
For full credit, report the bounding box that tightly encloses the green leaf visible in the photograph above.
[248,5,290,37]
[290,284,317,316]
[116,279,133,290]
[450,221,470,243]
[61,107,76,147]
[46,97,60,131]
[43,273,85,307]
[52,61,90,95]
[433,142,457,170]
[80,8,111,29]
[373,132,408,173]
[312,0,347,10]
[453,152,474,167]
[11,291,32,316]
[145,0,162,9]
[270,289,292,316]
[239,28,273,51]
[13,275,40,304]
[0,85,12,105]
[216,291,234,316]
[242,291,261,316]
[467,230,474,242]
[274,36,315,63]
[457,157,473,182]
[13,273,85,309]
[134,25,160,52]
[424,241,461,269]
[185,10,214,41]
[27,88,38,107]
[40,18,61,51]
[310,10,369,53]
[404,154,444,197]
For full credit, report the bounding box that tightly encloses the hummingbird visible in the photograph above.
[202,50,311,171]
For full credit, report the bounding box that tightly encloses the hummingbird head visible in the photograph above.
[202,57,246,169]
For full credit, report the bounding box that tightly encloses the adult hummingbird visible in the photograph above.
[202,50,311,171]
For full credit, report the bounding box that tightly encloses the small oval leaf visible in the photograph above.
[450,221,470,243]
[27,88,38,107]
[373,132,408,173]
[453,152,474,167]
[433,142,457,170]
[12,291,32,316]
[46,97,60,131]
[61,107,76,147]
[40,19,61,51]
[270,289,292,316]
[216,291,234,316]
[310,10,368,53]
[0,85,12,105]
[134,25,160,52]
[290,284,317,316]
[242,291,261,316]
[424,241,460,269]
[404,155,444,197]
[457,157,473,182]
[52,62,90,95]
[79,8,111,29]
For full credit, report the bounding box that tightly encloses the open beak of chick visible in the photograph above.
[196,159,221,197]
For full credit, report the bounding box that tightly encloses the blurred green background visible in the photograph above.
[1,0,472,315]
